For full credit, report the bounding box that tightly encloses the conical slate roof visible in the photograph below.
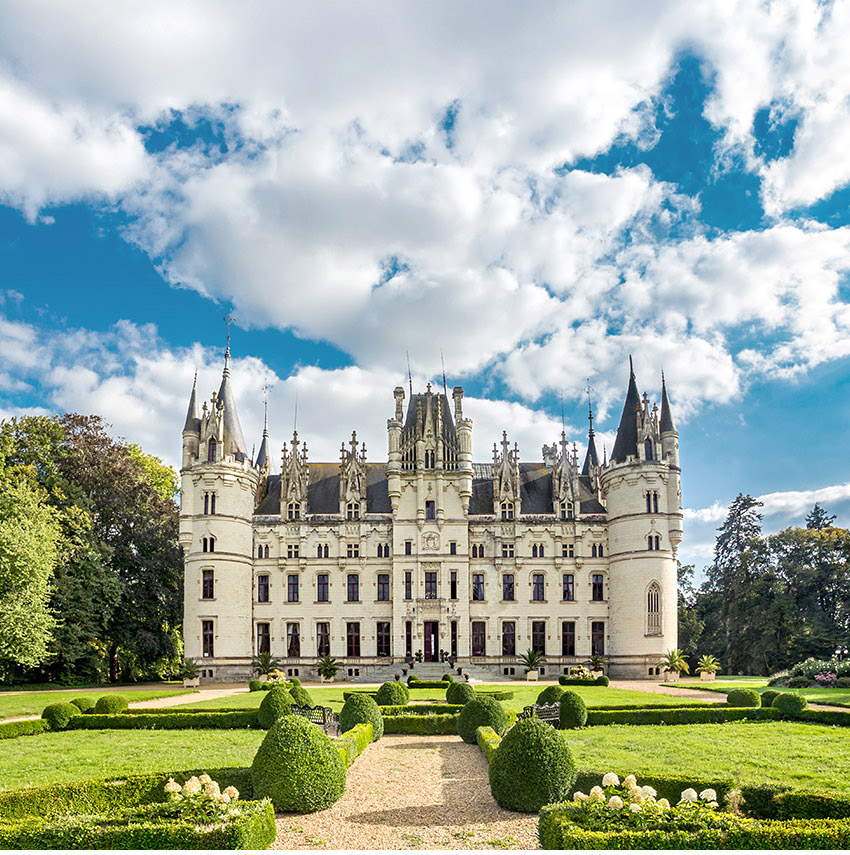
[183,372,201,433]
[660,373,677,434]
[255,399,275,474]
[217,349,248,460]
[610,357,640,463]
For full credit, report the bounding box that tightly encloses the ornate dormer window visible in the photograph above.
[340,431,367,517]
[493,431,521,516]
[287,502,301,521]
[281,431,309,518]
[346,502,360,520]
[500,501,514,521]
[207,438,216,462]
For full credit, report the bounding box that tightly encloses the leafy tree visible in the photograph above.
[677,562,703,662]
[806,503,836,531]
[127,444,179,502]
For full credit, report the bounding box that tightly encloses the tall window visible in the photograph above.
[347,543,359,558]
[501,543,515,558]
[202,569,214,600]
[647,582,661,634]
[502,574,515,601]
[562,621,576,656]
[202,620,214,657]
[405,620,412,656]
[647,535,661,551]
[562,574,574,601]
[532,573,545,601]
[653,492,659,513]
[450,570,457,600]
[287,502,300,520]
[500,501,514,521]
[316,622,330,656]
[287,574,299,603]
[645,439,653,461]
[377,543,390,558]
[425,571,437,599]
[449,541,457,555]
[286,623,300,657]
[472,621,486,655]
[347,502,360,520]
[425,500,436,520]
[404,571,412,600]
[591,621,605,655]
[377,573,390,601]
[532,543,545,558]
[451,620,457,657]
[347,574,359,602]
[256,622,270,655]
[405,541,412,555]
[318,543,329,558]
[210,493,215,514]
[592,574,604,601]
[346,622,361,657]
[531,620,546,654]
[202,536,215,553]
[317,573,329,602]
[472,573,484,601]
[591,544,598,557]
[207,438,216,462]
[203,492,216,515]
[501,621,516,656]
[257,574,269,603]
[471,544,483,558]
[376,621,391,657]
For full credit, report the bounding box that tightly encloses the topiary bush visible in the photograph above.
[595,674,610,686]
[760,689,781,707]
[726,688,761,708]
[456,696,509,744]
[288,677,301,687]
[446,681,476,705]
[536,685,565,706]
[375,681,409,706]
[94,694,128,714]
[407,674,419,685]
[773,692,808,717]
[70,697,96,714]
[289,685,315,707]
[251,714,346,812]
[788,676,810,688]
[249,680,263,692]
[559,691,587,729]
[257,687,294,729]
[489,718,577,812]
[442,673,454,682]
[41,702,80,731]
[340,693,383,741]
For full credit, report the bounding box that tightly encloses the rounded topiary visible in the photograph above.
[70,697,96,714]
[489,718,577,812]
[788,676,810,688]
[289,685,315,708]
[407,674,419,686]
[94,694,128,714]
[536,685,565,706]
[760,689,780,707]
[375,681,409,706]
[446,681,476,705]
[559,691,588,729]
[340,693,383,741]
[288,677,301,687]
[41,702,80,731]
[258,686,294,728]
[442,673,454,683]
[726,688,761,708]
[457,696,509,744]
[595,674,610,686]
[249,679,263,692]
[773,692,808,717]
[251,714,345,812]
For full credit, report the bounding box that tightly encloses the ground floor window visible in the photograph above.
[286,622,300,657]
[561,621,576,656]
[347,622,361,657]
[501,621,515,656]
[256,622,270,655]
[202,620,214,657]
[471,621,486,656]
[316,622,330,656]
[451,620,458,657]
[591,621,605,655]
[531,620,546,654]
[377,621,391,657]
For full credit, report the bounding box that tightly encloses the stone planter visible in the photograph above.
[525,670,539,682]
[320,675,335,683]
[699,671,716,682]
[663,670,680,682]
[183,678,200,688]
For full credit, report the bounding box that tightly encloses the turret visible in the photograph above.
[453,386,473,506]
[660,372,679,469]
[182,371,201,468]
[255,395,275,476]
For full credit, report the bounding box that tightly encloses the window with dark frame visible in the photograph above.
[500,501,514,521]
[501,621,516,656]
[591,621,605,655]
[472,573,484,601]
[451,620,457,656]
[202,569,214,600]
[531,620,546,654]
[347,574,359,602]
[347,502,360,520]
[501,542,515,558]
[425,500,436,519]
[562,543,575,558]
[472,621,486,655]
[405,541,412,555]
[317,573,329,602]
[347,542,359,559]
[532,573,545,601]
[202,620,214,657]
[287,574,299,603]
[592,573,604,601]
[256,622,270,655]
[502,573,515,601]
[405,620,412,656]
[316,622,330,656]
[376,621,391,657]
[425,571,437,599]
[450,570,457,600]
[257,574,269,603]
[449,541,457,555]
[562,621,576,656]
[563,573,574,601]
[287,502,300,520]
[287,543,298,559]
[346,621,361,657]
[286,622,300,656]
[377,573,390,601]
[404,571,412,600]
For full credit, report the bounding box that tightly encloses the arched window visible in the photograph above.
[645,440,653,461]
[647,582,661,634]
[598,545,604,557]
[257,545,263,559]
[263,545,270,559]
[591,544,598,558]
[207,438,217,462]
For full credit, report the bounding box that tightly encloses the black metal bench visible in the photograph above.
[516,702,560,726]
[292,705,340,734]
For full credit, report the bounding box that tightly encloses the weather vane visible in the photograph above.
[223,309,235,352]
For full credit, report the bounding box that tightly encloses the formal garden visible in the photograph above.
[3,668,850,849]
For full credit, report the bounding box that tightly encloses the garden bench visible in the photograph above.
[516,702,560,726]
[292,705,340,734]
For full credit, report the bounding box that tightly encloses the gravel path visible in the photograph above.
[271,735,539,850]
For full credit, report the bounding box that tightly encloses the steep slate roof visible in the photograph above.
[183,373,201,433]
[610,360,641,463]
[404,392,457,439]
[218,350,248,461]
[660,374,677,434]
[255,402,275,474]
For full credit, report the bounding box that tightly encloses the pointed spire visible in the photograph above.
[610,356,641,463]
[581,396,600,476]
[660,371,677,434]
[216,342,248,460]
[183,370,201,433]
[255,388,275,474]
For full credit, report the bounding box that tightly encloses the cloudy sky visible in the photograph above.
[2,0,850,573]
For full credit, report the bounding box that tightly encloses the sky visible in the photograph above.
[2,0,850,574]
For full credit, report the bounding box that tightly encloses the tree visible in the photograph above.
[677,562,703,663]
[127,444,179,502]
[806,503,836,531]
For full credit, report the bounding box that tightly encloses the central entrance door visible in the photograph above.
[424,621,439,661]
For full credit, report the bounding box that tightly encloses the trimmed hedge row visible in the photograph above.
[589,701,725,711]
[409,680,452,689]
[335,722,373,768]
[476,690,514,700]
[558,675,609,686]
[0,719,45,740]
[379,704,464,715]
[383,714,459,734]
[68,711,260,730]
[585,706,779,726]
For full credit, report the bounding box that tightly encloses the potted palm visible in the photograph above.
[518,648,545,681]
[657,648,689,682]
[251,651,283,680]
[316,653,339,683]
[587,654,608,675]
[181,657,200,688]
[697,654,720,682]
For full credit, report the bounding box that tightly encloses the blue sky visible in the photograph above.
[2,1,850,572]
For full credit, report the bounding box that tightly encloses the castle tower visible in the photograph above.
[180,346,259,680]
[600,358,680,678]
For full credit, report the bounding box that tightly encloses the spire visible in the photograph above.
[255,388,275,474]
[610,356,641,463]
[183,370,200,433]
[216,340,248,460]
[660,371,677,434]
[581,395,600,476]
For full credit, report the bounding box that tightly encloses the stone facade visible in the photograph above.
[180,352,682,682]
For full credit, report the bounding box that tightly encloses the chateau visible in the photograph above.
[179,350,682,682]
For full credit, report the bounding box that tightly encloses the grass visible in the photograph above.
[673,681,850,708]
[0,688,197,721]
[566,720,850,793]
[0,728,265,791]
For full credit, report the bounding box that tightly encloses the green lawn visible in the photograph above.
[566,720,850,793]
[673,681,850,708]
[0,689,197,721]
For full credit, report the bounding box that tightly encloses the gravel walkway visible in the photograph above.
[271,735,539,850]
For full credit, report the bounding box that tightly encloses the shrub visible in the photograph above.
[836,677,850,689]
[760,689,781,707]
[375,681,409,706]
[442,673,454,682]
[408,680,450,689]
[457,697,509,744]
[558,676,605,687]
[559,691,587,729]
[335,722,373,767]
[537,685,565,706]
[69,711,259,730]
[288,677,301,687]
[289,685,315,708]
[489,718,576,812]
[476,725,502,762]
[788,676,810,688]
[340,694,383,741]
[407,674,419,685]
[773,692,808,717]
[257,687,294,729]
[0,719,45,739]
[70,697,96,714]
[446,681,476,705]
[585,707,778,726]
[251,714,345,812]
[40,702,79,731]
[595,674,609,686]
[248,680,263,692]
[384,714,459,735]
[94,694,128,714]
[726,688,761,707]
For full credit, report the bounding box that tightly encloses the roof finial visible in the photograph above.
[441,348,448,396]
[585,379,595,437]
[223,309,235,359]
[262,380,269,433]
[406,350,413,397]
[629,354,634,376]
